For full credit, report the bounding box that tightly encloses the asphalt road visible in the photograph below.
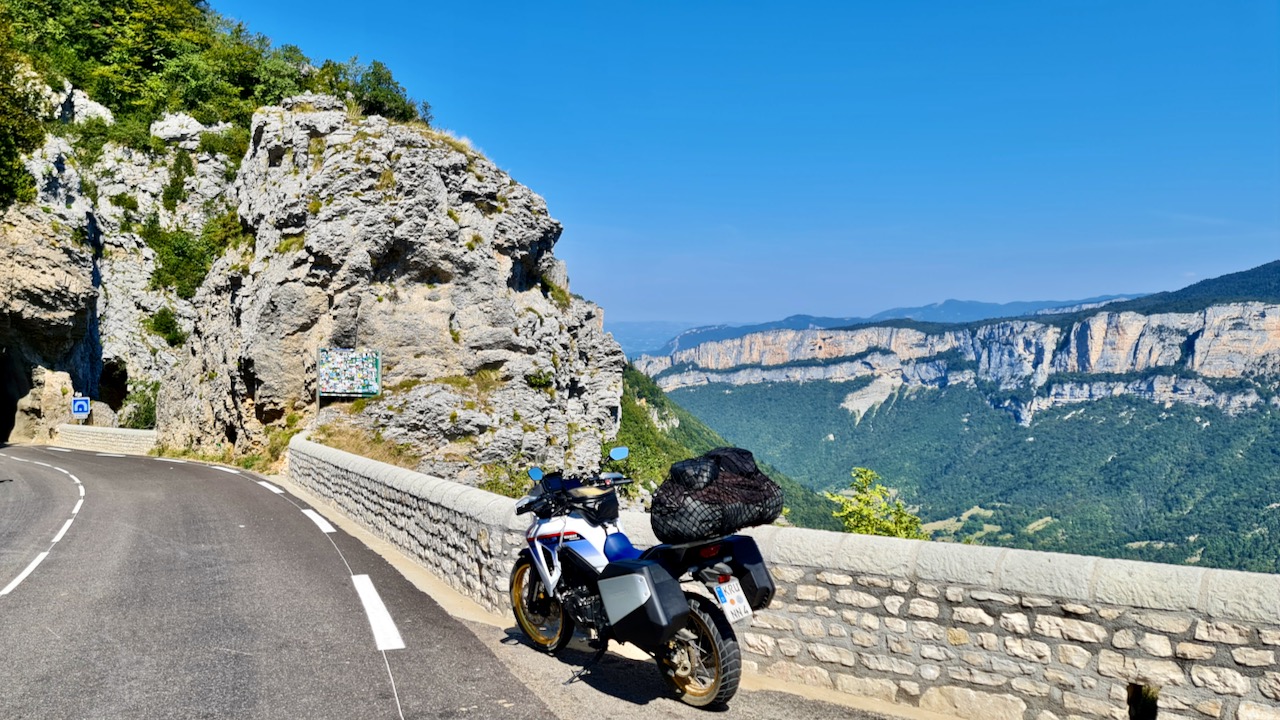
[0,445,553,719]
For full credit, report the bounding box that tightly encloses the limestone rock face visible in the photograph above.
[155,97,624,478]
[0,136,100,441]
[636,303,1280,424]
[149,113,230,150]
[2,87,623,470]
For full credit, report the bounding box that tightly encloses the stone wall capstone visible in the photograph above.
[287,437,1280,720]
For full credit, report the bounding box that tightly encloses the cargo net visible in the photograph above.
[650,447,784,544]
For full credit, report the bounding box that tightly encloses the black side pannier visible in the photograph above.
[598,559,689,651]
[650,447,784,544]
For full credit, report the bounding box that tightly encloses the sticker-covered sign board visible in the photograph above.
[317,348,381,397]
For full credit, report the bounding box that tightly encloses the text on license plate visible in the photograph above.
[713,580,753,623]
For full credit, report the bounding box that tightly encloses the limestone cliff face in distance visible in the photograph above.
[637,300,1280,425]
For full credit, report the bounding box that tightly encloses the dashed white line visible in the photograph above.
[156,458,187,464]
[351,575,405,651]
[47,448,72,453]
[51,519,74,544]
[257,481,285,494]
[0,456,84,597]
[302,509,336,534]
[0,553,49,596]
[95,453,125,458]
[212,467,241,475]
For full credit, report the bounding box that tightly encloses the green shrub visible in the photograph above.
[198,126,250,180]
[824,468,929,540]
[0,17,42,209]
[145,307,188,347]
[525,370,554,390]
[480,462,533,499]
[121,381,159,429]
[200,209,254,251]
[140,214,205,299]
[109,193,139,211]
[161,149,194,211]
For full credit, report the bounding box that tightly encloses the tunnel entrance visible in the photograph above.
[99,358,128,411]
[0,347,33,444]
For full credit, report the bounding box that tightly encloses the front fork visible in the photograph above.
[528,540,563,600]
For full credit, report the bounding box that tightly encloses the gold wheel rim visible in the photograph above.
[512,563,563,647]
[670,611,721,699]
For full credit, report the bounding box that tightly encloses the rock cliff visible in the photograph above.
[2,89,624,478]
[636,304,1280,425]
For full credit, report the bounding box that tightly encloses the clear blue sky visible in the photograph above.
[213,0,1279,324]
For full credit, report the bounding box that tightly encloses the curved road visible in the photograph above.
[0,445,551,719]
[1,444,909,720]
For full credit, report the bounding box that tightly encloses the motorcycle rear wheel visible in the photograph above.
[509,555,574,654]
[660,593,741,707]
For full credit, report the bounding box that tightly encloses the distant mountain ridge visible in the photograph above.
[646,259,1280,573]
[637,260,1280,424]
[653,295,1141,355]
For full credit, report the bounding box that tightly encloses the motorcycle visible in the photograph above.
[509,447,776,708]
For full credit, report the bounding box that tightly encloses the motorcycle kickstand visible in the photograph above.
[564,639,610,685]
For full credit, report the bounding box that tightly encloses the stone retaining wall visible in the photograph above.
[53,424,158,455]
[288,437,1280,720]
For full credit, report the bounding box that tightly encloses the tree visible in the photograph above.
[0,13,44,208]
[355,59,416,122]
[825,467,929,540]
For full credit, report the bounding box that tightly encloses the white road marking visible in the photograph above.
[212,467,241,475]
[352,575,405,651]
[257,481,284,494]
[52,519,74,543]
[47,448,72,453]
[1,552,49,596]
[156,458,187,464]
[0,460,83,594]
[10,457,27,463]
[302,509,336,534]
[95,453,125,458]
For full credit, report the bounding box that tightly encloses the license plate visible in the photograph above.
[713,580,753,624]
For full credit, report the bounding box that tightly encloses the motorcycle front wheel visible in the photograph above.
[509,554,574,654]
[659,592,742,708]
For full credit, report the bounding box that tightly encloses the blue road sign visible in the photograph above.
[71,396,90,420]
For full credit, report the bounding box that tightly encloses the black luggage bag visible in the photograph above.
[650,448,784,544]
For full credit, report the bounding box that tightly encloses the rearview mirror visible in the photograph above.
[528,467,544,481]
[609,447,629,461]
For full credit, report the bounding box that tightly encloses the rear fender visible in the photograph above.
[640,535,775,610]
